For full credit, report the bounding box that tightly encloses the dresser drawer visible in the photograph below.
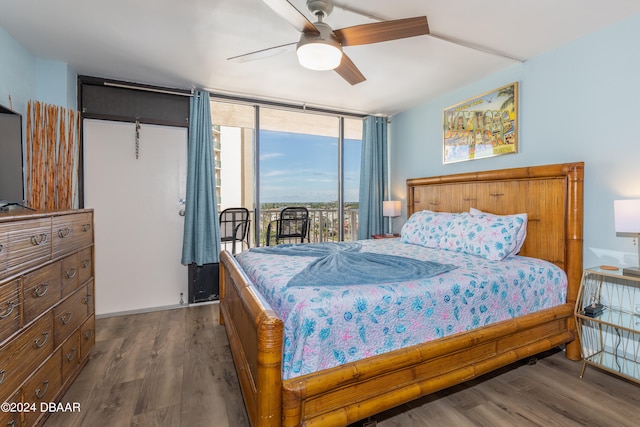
[80,315,95,362]
[61,330,80,384]
[0,312,53,402]
[0,217,52,280]
[52,212,93,259]
[78,247,93,285]
[0,389,22,427]
[61,253,79,298]
[22,261,62,325]
[53,287,88,347]
[0,278,21,344]
[85,280,94,317]
[22,349,62,427]
[0,232,7,280]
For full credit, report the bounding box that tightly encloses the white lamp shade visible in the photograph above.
[614,199,640,233]
[297,43,342,71]
[296,22,343,71]
[383,200,402,217]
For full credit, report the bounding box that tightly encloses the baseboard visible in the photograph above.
[96,300,219,319]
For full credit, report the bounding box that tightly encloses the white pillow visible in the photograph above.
[470,208,528,255]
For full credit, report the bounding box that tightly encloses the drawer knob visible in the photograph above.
[34,331,49,348]
[35,380,49,399]
[84,329,94,340]
[66,268,77,279]
[65,347,78,362]
[0,243,3,252]
[0,369,5,384]
[82,259,91,268]
[82,223,91,232]
[33,283,49,298]
[0,301,16,319]
[30,233,48,246]
[61,312,73,325]
[58,228,71,238]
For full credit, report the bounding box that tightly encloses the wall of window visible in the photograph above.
[210,99,362,248]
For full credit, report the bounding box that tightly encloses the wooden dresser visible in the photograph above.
[0,209,95,426]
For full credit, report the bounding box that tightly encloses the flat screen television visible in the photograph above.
[0,104,25,206]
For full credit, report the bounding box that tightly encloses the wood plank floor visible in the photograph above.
[45,304,640,427]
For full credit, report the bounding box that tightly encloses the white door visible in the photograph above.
[84,119,188,315]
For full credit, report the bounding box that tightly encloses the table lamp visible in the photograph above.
[614,199,640,276]
[383,200,401,236]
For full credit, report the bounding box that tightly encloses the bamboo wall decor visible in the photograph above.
[25,101,80,210]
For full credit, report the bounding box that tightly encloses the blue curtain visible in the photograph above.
[357,116,388,240]
[181,90,221,266]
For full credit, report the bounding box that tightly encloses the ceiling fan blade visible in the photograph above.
[334,16,429,46]
[228,42,297,63]
[334,53,366,85]
[262,0,318,33]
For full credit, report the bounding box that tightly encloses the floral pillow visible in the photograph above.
[439,212,525,261]
[400,210,460,248]
[470,208,528,255]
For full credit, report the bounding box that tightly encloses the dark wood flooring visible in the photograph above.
[44,304,640,427]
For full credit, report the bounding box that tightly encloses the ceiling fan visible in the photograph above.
[228,0,430,85]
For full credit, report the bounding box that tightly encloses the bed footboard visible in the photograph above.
[220,251,283,427]
[281,303,575,427]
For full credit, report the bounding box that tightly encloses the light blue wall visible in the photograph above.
[0,26,36,115]
[0,26,76,118]
[36,59,77,109]
[391,12,640,269]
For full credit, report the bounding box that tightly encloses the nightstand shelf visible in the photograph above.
[575,267,640,384]
[582,350,639,380]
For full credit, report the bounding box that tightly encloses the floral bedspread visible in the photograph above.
[235,239,568,380]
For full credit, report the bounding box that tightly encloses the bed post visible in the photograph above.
[219,251,284,427]
[564,162,584,361]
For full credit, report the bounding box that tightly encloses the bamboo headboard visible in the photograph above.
[406,162,584,306]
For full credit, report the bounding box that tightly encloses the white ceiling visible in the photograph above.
[1,0,639,116]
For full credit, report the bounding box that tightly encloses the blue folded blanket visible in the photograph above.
[250,242,457,287]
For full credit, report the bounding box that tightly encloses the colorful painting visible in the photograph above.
[443,82,518,164]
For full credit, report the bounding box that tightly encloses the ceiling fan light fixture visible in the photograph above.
[297,42,342,70]
[296,22,343,71]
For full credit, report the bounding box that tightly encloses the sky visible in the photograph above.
[259,130,361,204]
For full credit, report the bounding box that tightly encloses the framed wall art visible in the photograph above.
[443,82,518,164]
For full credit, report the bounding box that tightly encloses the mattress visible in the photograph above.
[235,238,568,379]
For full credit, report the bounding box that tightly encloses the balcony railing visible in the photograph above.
[230,208,357,248]
[218,207,359,255]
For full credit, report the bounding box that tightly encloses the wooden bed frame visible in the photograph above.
[220,162,584,427]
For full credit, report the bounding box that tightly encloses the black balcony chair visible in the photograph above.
[266,207,309,246]
[219,207,251,254]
